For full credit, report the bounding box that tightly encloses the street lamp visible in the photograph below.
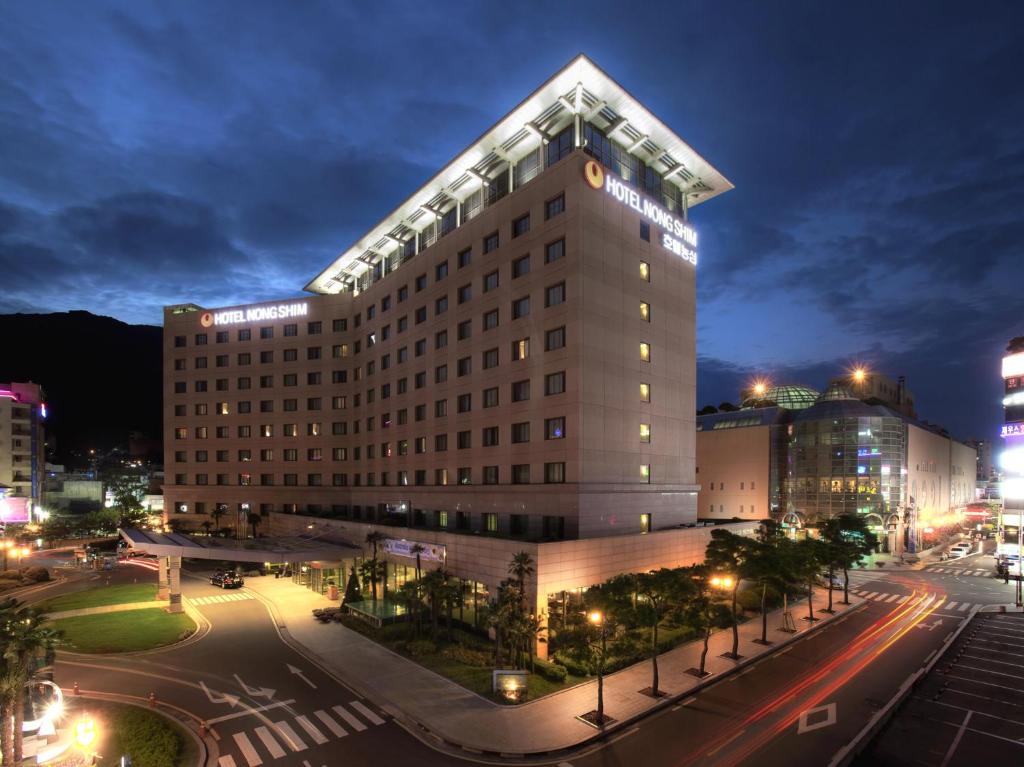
[75,715,97,751]
[1,539,14,570]
[587,610,608,727]
[710,575,734,590]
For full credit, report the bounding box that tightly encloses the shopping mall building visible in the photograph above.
[162,55,746,641]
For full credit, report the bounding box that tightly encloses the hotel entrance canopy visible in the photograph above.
[119,527,358,564]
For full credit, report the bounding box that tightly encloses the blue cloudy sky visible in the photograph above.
[1,1,1021,440]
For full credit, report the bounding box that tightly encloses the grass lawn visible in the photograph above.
[37,583,158,613]
[62,699,196,767]
[52,608,195,653]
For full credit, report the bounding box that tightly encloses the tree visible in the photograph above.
[788,538,828,622]
[365,532,386,602]
[247,511,263,539]
[421,569,448,640]
[438,574,463,643]
[485,582,522,667]
[718,401,740,412]
[705,529,755,659]
[508,551,535,609]
[745,537,791,644]
[104,464,149,528]
[410,544,426,635]
[697,405,719,416]
[341,565,361,606]
[209,505,227,535]
[200,520,213,535]
[830,514,878,604]
[683,565,732,677]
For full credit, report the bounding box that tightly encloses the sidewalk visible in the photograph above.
[47,600,166,620]
[242,576,863,756]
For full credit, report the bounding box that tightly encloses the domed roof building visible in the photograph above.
[741,384,819,411]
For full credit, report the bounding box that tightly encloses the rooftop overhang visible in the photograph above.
[305,53,733,295]
[118,527,359,564]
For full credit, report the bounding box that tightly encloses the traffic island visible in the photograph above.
[52,608,196,653]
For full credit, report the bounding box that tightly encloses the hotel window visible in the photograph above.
[640,464,651,483]
[215,378,228,391]
[640,222,650,242]
[545,282,565,307]
[457,320,472,340]
[260,449,273,461]
[545,326,566,351]
[435,468,449,486]
[512,213,530,238]
[238,329,251,341]
[483,465,499,484]
[194,403,208,415]
[284,349,298,361]
[640,423,651,443]
[260,375,273,387]
[511,422,530,443]
[512,338,529,361]
[237,376,251,389]
[511,379,530,402]
[308,474,322,487]
[434,365,447,384]
[284,374,297,387]
[239,401,252,414]
[284,323,298,337]
[639,261,650,282]
[397,346,408,363]
[483,387,499,408]
[174,358,186,371]
[640,342,651,362]
[174,335,186,348]
[196,474,208,485]
[333,318,347,332]
[483,232,499,253]
[483,309,499,330]
[434,261,449,282]
[279,399,292,412]
[512,296,530,319]
[238,353,251,365]
[398,439,409,456]
[546,124,573,165]
[215,355,228,367]
[456,468,471,486]
[435,296,448,315]
[415,306,427,324]
[174,427,187,440]
[397,285,408,303]
[415,274,427,291]
[457,431,471,449]
[308,371,322,385]
[382,295,391,312]
[458,284,472,304]
[415,339,426,356]
[398,315,408,332]
[261,424,273,437]
[545,193,565,219]
[216,474,229,486]
[483,513,498,533]
[545,238,565,264]
[307,397,322,410]
[284,423,297,437]
[435,434,448,452]
[414,437,426,454]
[195,380,208,393]
[216,426,229,438]
[216,402,229,415]
[457,393,472,413]
[483,270,499,292]
[545,371,566,396]
[435,330,448,349]
[458,248,472,269]
[511,464,530,484]
[482,348,499,369]
[260,327,273,340]
[414,404,426,421]
[483,426,499,447]
[545,417,565,439]
[398,377,409,394]
[308,422,321,436]
[239,473,252,486]
[640,302,650,322]
[332,447,346,461]
[195,333,208,345]
[333,344,348,358]
[435,399,447,417]
[545,462,566,484]
[640,382,651,402]
[640,513,651,533]
[512,254,530,279]
[332,395,347,409]
[238,425,251,437]
[260,350,273,363]
[195,427,208,439]
[174,404,185,416]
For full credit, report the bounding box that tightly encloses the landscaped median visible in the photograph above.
[36,583,198,654]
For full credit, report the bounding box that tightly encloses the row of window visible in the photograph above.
[705,481,757,491]
[709,504,757,515]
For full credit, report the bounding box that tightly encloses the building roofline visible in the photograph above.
[304,53,733,295]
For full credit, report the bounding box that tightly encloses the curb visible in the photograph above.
[248,584,867,762]
[55,599,211,660]
[61,687,218,766]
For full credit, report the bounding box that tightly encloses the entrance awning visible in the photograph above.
[118,527,359,564]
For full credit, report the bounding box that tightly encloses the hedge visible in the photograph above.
[533,657,568,682]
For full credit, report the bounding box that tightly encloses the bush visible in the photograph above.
[110,706,183,767]
[23,566,50,583]
[736,584,783,612]
[441,644,492,667]
[406,639,437,657]
[533,657,567,682]
[553,653,590,677]
[0,570,19,580]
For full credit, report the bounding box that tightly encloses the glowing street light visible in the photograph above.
[710,575,735,590]
[588,610,603,625]
[851,367,867,385]
[75,716,96,749]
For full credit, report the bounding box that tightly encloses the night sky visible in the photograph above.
[1,1,1021,442]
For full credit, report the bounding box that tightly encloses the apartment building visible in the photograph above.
[0,382,46,523]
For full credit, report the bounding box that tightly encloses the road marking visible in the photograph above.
[313,709,347,738]
[945,602,959,610]
[885,594,900,603]
[897,596,909,604]
[349,700,386,725]
[218,757,236,767]
[295,715,328,745]
[706,728,745,756]
[863,591,878,599]
[682,696,697,706]
[273,720,307,751]
[332,704,368,732]
[939,710,972,767]
[958,603,970,612]
[232,732,262,766]
[233,674,275,700]
[287,664,317,689]
[797,702,837,734]
[206,700,296,725]
[253,726,285,759]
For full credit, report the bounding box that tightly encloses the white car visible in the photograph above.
[947,543,972,558]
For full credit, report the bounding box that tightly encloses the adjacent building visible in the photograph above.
[1000,337,1024,582]
[697,378,976,553]
[0,382,46,524]
[161,54,743,641]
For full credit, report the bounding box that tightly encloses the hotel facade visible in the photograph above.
[162,55,741,638]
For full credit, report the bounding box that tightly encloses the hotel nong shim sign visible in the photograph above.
[200,301,309,327]
[584,160,698,265]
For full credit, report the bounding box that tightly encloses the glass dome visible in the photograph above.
[816,382,857,402]
[741,384,820,410]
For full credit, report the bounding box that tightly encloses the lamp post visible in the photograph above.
[17,546,31,569]
[588,610,607,726]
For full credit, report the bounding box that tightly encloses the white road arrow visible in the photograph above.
[915,618,944,631]
[287,663,317,689]
[199,680,240,707]
[233,673,276,700]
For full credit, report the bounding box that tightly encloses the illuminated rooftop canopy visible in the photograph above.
[305,53,733,295]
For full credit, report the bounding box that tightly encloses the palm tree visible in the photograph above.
[365,531,386,602]
[508,551,535,607]
[420,569,448,640]
[439,576,463,642]
[410,543,425,635]
[200,520,213,535]
[247,511,263,539]
[209,505,227,535]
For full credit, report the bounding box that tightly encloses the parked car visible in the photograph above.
[211,571,244,589]
[947,542,972,558]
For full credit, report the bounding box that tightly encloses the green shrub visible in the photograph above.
[736,584,783,612]
[554,653,590,677]
[533,657,567,682]
[440,644,492,667]
[23,566,50,583]
[110,706,183,767]
[406,639,437,657]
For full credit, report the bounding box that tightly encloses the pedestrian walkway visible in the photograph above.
[241,575,862,755]
[190,591,256,606]
[922,565,993,578]
[46,600,166,621]
[215,698,387,767]
[851,589,985,612]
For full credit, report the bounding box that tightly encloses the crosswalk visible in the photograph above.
[217,700,386,766]
[190,591,256,606]
[853,589,984,612]
[923,566,993,577]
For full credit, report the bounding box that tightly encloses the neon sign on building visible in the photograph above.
[200,302,309,328]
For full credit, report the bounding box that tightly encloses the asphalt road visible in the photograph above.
[45,567,460,767]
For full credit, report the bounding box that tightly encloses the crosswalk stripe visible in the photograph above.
[863,591,878,599]
[218,757,237,767]
[232,732,262,767]
[349,701,386,725]
[885,594,900,603]
[871,594,887,601]
[958,603,970,612]
[946,602,959,610]
[294,715,328,745]
[332,704,368,732]
[273,720,307,751]
[897,596,909,604]
[254,726,285,759]
[314,709,347,738]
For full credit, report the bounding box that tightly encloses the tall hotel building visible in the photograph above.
[163,55,738,628]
